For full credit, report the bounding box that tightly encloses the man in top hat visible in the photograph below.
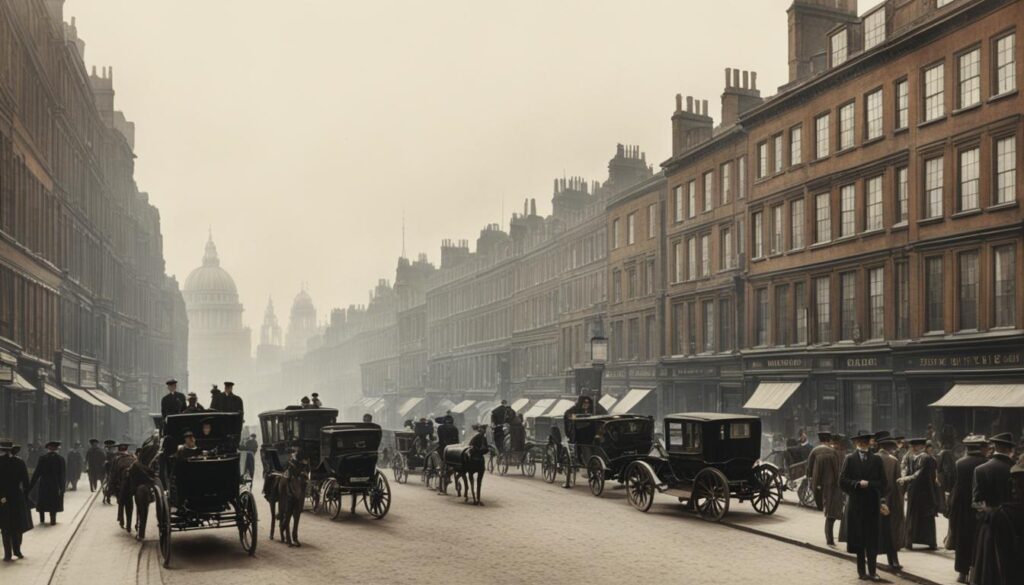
[948,434,989,582]
[875,435,904,570]
[898,437,939,549]
[490,400,515,455]
[101,439,117,503]
[299,395,312,409]
[84,439,106,492]
[241,433,258,479]
[436,415,460,494]
[29,441,65,525]
[221,381,243,417]
[0,439,32,561]
[64,443,82,492]
[183,392,204,413]
[984,461,1024,585]
[970,433,1016,585]
[311,393,322,408]
[806,431,833,510]
[209,384,225,411]
[161,379,186,418]
[811,432,845,545]
[840,431,887,581]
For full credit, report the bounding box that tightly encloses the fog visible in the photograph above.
[66,0,794,328]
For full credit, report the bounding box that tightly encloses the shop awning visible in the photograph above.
[398,397,425,417]
[89,387,133,413]
[451,400,476,414]
[599,394,618,411]
[4,371,36,392]
[510,398,530,412]
[545,399,576,417]
[524,398,554,419]
[65,385,106,407]
[369,398,388,416]
[611,388,653,414]
[744,381,803,411]
[930,383,1024,408]
[43,383,71,401]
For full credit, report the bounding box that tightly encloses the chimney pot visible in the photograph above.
[686,96,693,113]
[725,67,732,88]
[702,99,709,116]
[675,93,682,112]
[742,70,749,89]
[751,71,757,90]
[733,68,740,89]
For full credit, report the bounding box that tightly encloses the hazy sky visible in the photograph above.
[65,0,804,333]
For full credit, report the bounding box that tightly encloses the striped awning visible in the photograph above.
[43,383,71,401]
[523,399,554,419]
[398,397,425,417]
[611,388,653,414]
[930,383,1024,408]
[510,398,530,412]
[4,371,36,392]
[65,385,106,407]
[89,388,133,413]
[545,399,576,417]
[451,400,476,414]
[599,394,618,411]
[744,381,803,411]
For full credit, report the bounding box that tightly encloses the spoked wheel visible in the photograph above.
[693,468,730,521]
[154,483,172,567]
[392,452,409,484]
[237,490,258,556]
[624,463,655,512]
[498,453,510,476]
[542,446,557,484]
[750,464,784,515]
[797,476,815,508]
[321,479,340,519]
[424,453,441,490]
[587,457,606,497]
[562,447,576,487]
[522,452,536,477]
[363,470,392,519]
[308,479,321,513]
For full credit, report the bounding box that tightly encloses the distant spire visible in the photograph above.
[202,230,220,267]
[401,209,406,259]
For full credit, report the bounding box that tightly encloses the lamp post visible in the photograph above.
[574,336,607,402]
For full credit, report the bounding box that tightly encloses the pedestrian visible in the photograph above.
[0,439,32,561]
[209,384,224,411]
[65,443,83,492]
[128,451,156,541]
[101,439,117,504]
[899,437,939,550]
[362,413,373,423]
[29,441,65,525]
[183,392,205,413]
[948,434,988,583]
[806,431,833,510]
[160,379,186,418]
[970,433,1015,585]
[242,433,258,479]
[811,433,845,546]
[221,381,244,418]
[840,431,887,581]
[311,392,321,407]
[299,395,312,409]
[85,439,105,492]
[876,436,904,570]
[986,461,1024,585]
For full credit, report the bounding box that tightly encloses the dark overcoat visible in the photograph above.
[0,454,34,534]
[970,454,1014,585]
[66,449,83,486]
[221,393,243,416]
[903,452,938,547]
[948,453,986,573]
[160,391,186,418]
[839,450,886,554]
[878,450,904,553]
[85,445,107,481]
[806,444,831,509]
[990,501,1024,585]
[30,451,66,513]
[812,446,844,520]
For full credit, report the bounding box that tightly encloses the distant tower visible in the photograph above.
[255,296,284,371]
[285,285,318,359]
[260,297,283,347]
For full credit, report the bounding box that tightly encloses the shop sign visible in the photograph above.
[902,350,1024,371]
[630,366,657,378]
[746,357,811,370]
[673,366,718,377]
[836,355,891,370]
[0,364,12,383]
[81,363,97,387]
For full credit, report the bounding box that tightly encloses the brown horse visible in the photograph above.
[444,444,486,505]
[265,458,308,546]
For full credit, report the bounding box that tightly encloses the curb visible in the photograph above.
[38,488,100,585]
[720,519,944,585]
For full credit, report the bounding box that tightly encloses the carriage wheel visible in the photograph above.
[693,468,730,522]
[521,452,536,477]
[498,453,510,476]
[321,479,340,519]
[237,490,258,556]
[392,452,408,484]
[587,457,605,497]
[487,450,495,474]
[542,446,557,484]
[563,446,576,487]
[797,477,815,508]
[308,479,321,513]
[363,471,391,519]
[750,464,784,515]
[624,463,655,512]
[424,453,441,490]
[154,483,172,567]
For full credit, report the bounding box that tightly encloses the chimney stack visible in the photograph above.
[787,0,859,83]
[672,94,714,156]
[720,68,764,127]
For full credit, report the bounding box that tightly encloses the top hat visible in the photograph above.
[817,431,832,442]
[908,437,928,446]
[850,430,874,442]
[224,381,234,387]
[103,439,116,447]
[989,432,1014,447]
[877,436,898,447]
[46,440,62,449]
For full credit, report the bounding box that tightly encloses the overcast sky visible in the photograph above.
[65,0,802,334]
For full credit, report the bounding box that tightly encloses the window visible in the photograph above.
[757,142,768,179]
[994,245,1016,327]
[720,162,732,204]
[925,157,944,219]
[866,176,883,231]
[770,205,783,255]
[773,134,784,174]
[840,272,857,340]
[896,262,909,339]
[815,113,830,158]
[896,166,909,224]
[703,172,713,212]
[755,288,769,346]
[672,303,685,354]
[626,213,636,245]
[628,267,638,299]
[702,300,715,353]
[864,9,885,50]
[923,63,945,121]
[995,33,1016,95]
[645,258,655,295]
[612,219,620,249]
[895,79,909,130]
[791,199,805,250]
[839,102,855,150]
[995,136,1017,205]
[795,282,807,344]
[775,285,789,346]
[815,276,831,343]
[700,233,710,277]
[752,211,764,258]
[667,421,701,454]
[815,193,831,243]
[738,156,747,198]
[719,298,734,351]
[673,186,683,223]
[720,227,733,270]
[958,48,981,108]
[673,241,683,283]
[687,302,696,354]
[644,313,656,359]
[628,317,640,359]
[925,256,944,333]
[647,204,656,239]
[839,185,856,237]
[687,238,697,281]
[612,269,622,303]
[959,251,979,330]
[687,180,697,218]
[869,268,884,340]
[865,89,883,140]
[958,147,980,211]
[790,125,802,166]
[830,29,848,66]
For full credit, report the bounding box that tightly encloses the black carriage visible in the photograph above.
[257,407,339,508]
[390,422,439,487]
[622,413,784,521]
[314,423,391,520]
[528,415,572,484]
[566,414,655,496]
[152,412,257,567]
[494,420,537,478]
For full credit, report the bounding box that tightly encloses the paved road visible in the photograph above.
[31,467,930,585]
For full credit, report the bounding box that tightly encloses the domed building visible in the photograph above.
[183,234,252,392]
[285,286,318,360]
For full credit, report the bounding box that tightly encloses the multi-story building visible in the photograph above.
[0,1,186,446]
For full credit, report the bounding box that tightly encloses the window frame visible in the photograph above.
[956,46,982,110]
[922,61,946,122]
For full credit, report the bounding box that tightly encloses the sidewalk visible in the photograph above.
[0,485,98,585]
[720,495,958,585]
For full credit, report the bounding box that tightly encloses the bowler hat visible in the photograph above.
[873,430,891,441]
[224,381,234,387]
[182,430,194,438]
[877,437,898,448]
[850,430,874,442]
[908,437,928,446]
[817,431,832,442]
[46,440,61,448]
[103,439,116,447]
[89,438,99,444]
[116,442,129,449]
[989,432,1014,447]
[962,434,988,446]
[166,379,178,386]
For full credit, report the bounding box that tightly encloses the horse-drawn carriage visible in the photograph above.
[621,413,784,521]
[494,423,537,478]
[151,411,258,567]
[390,421,440,487]
[314,423,392,520]
[565,414,655,496]
[257,407,339,509]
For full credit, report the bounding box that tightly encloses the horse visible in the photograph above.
[265,457,308,546]
[132,433,160,540]
[443,443,486,505]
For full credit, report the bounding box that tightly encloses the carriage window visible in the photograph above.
[730,423,751,439]
[667,422,701,454]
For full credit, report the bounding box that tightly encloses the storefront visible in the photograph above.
[660,357,743,420]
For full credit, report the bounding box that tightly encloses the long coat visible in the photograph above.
[0,454,34,535]
[811,445,844,520]
[840,450,886,553]
[221,393,243,416]
[903,452,938,547]
[948,453,987,573]
[877,450,904,553]
[160,391,186,418]
[970,454,1014,585]
[990,501,1024,585]
[85,445,107,482]
[30,451,66,513]
[66,449,83,487]
[806,444,831,510]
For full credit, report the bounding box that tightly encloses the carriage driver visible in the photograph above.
[436,416,460,494]
[490,400,515,454]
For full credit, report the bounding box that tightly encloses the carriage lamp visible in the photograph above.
[590,336,608,364]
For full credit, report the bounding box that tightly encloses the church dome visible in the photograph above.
[291,288,314,314]
[184,236,238,295]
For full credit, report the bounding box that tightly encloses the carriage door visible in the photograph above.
[666,421,703,482]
